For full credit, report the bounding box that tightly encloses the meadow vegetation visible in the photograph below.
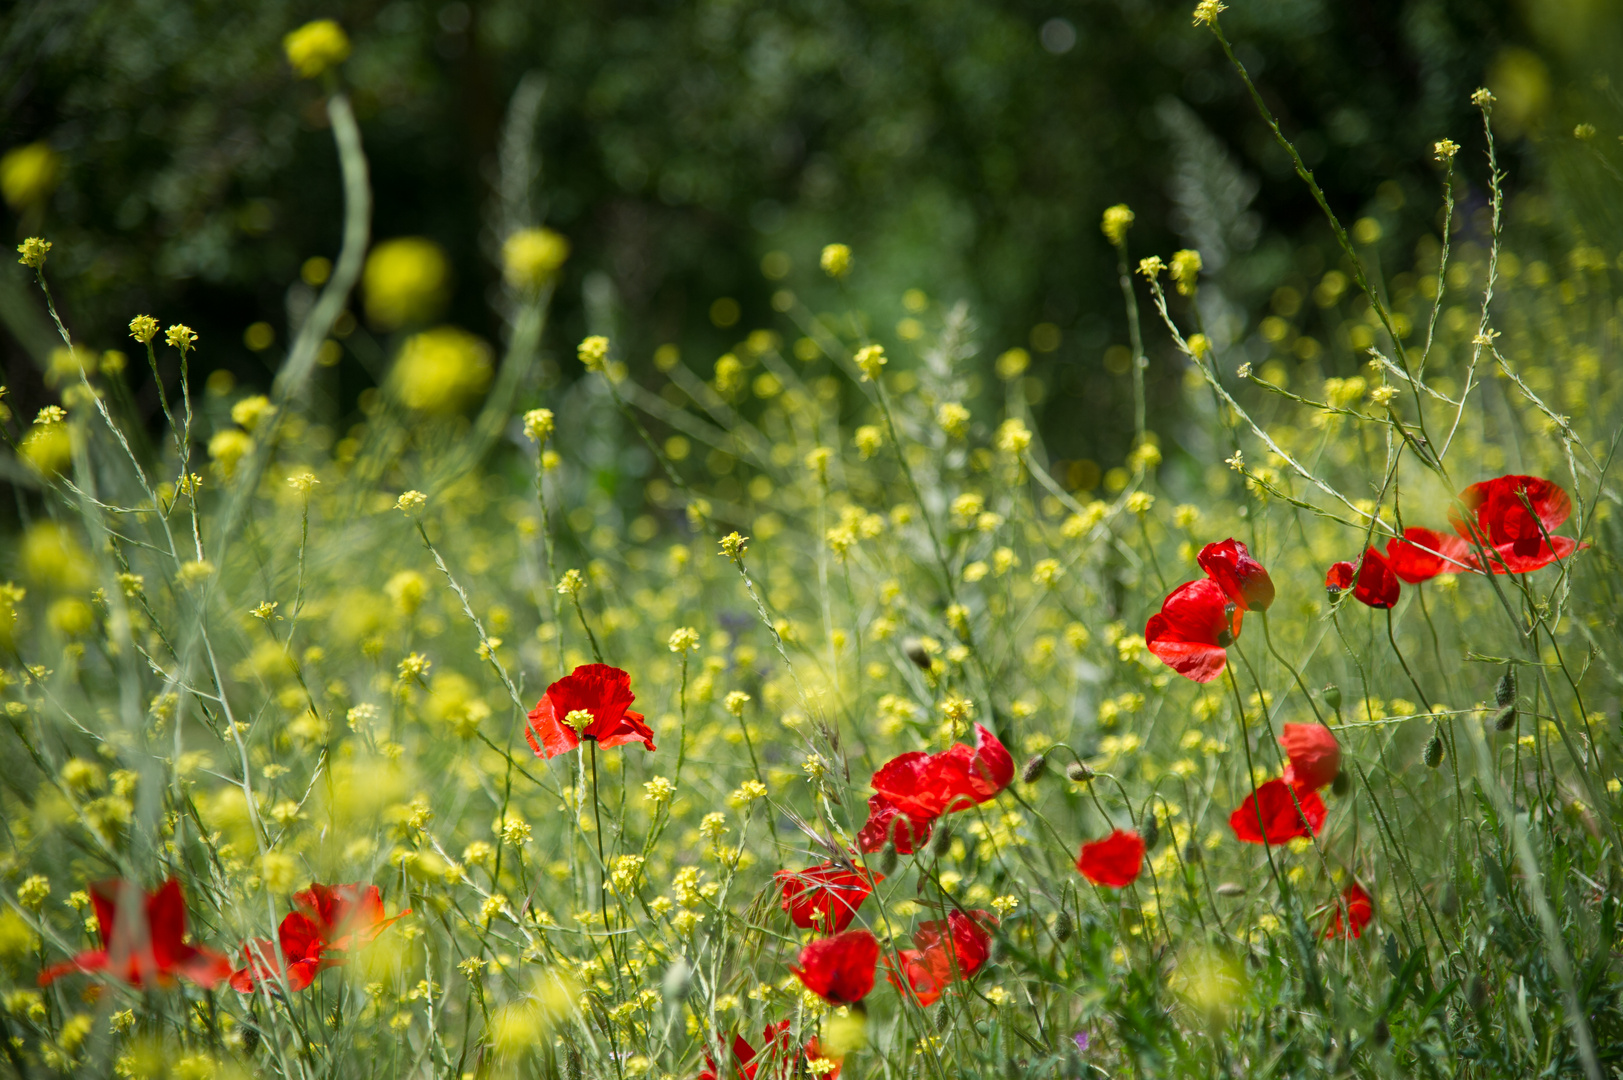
[1,8,1622,1080]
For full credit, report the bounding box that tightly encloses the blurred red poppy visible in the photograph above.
[1384,527,1471,584]
[1279,723,1340,792]
[1228,779,1327,844]
[1198,538,1275,612]
[855,794,934,854]
[1450,474,1580,574]
[1327,548,1400,609]
[40,879,230,989]
[230,883,408,993]
[774,862,881,934]
[885,910,996,1005]
[698,1022,841,1080]
[1076,829,1145,888]
[1324,881,1373,940]
[792,929,879,1004]
[1145,577,1242,683]
[526,663,656,759]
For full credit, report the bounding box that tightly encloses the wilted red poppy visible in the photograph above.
[40,879,231,989]
[1229,779,1327,844]
[885,910,996,1005]
[791,929,879,1004]
[856,794,934,854]
[1076,829,1146,888]
[1198,538,1275,612]
[526,663,656,759]
[774,862,881,934]
[1324,881,1373,940]
[1384,527,1471,584]
[230,883,408,993]
[1279,723,1340,792]
[1146,577,1242,683]
[1449,474,1581,574]
[1327,548,1400,609]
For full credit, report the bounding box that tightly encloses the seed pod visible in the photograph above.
[1141,813,1160,851]
[1372,1018,1391,1047]
[1331,769,1350,796]
[902,638,932,670]
[1423,733,1444,768]
[1065,761,1094,783]
[1493,705,1516,731]
[1215,882,1245,897]
[1053,910,1075,943]
[929,822,954,858]
[1021,755,1047,784]
[1322,683,1342,712]
[877,844,899,876]
[1495,669,1517,707]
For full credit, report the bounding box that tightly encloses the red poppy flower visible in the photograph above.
[699,1023,837,1080]
[1145,577,1242,683]
[526,663,656,760]
[856,794,934,854]
[791,929,879,1004]
[1198,538,1275,612]
[885,910,996,1005]
[1076,829,1146,888]
[40,879,231,989]
[870,724,1013,819]
[1324,881,1373,940]
[1450,475,1580,575]
[1327,548,1400,609]
[229,912,329,993]
[1228,779,1327,844]
[229,883,408,993]
[696,1030,766,1080]
[1384,527,1471,584]
[1278,723,1340,792]
[774,862,881,934]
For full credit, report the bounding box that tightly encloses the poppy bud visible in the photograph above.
[1322,683,1342,712]
[929,822,954,858]
[1423,733,1444,768]
[877,844,899,876]
[1331,769,1350,796]
[1140,813,1160,851]
[1493,705,1516,731]
[1439,883,1459,918]
[1467,974,1488,1011]
[1053,910,1074,942]
[1065,761,1094,783]
[1182,840,1203,864]
[1494,670,1516,707]
[935,1006,954,1032]
[240,1025,262,1055]
[991,934,1012,963]
[902,638,932,670]
[1372,1018,1390,1047]
[1021,755,1047,783]
[564,1046,584,1080]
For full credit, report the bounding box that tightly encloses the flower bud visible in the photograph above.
[1140,813,1160,852]
[1331,770,1350,797]
[1020,755,1046,784]
[877,844,899,876]
[1053,910,1074,943]
[1423,733,1444,768]
[1493,705,1517,731]
[1494,670,1516,707]
[1065,761,1093,783]
[1321,683,1342,712]
[902,638,932,670]
[1182,840,1203,864]
[929,822,954,858]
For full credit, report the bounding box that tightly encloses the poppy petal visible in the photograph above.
[1229,779,1327,844]
[1385,527,1472,584]
[1145,578,1240,683]
[1278,723,1340,792]
[791,929,878,1004]
[1077,829,1145,888]
[1198,538,1275,612]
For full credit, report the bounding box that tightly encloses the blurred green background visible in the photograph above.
[3,0,1619,483]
